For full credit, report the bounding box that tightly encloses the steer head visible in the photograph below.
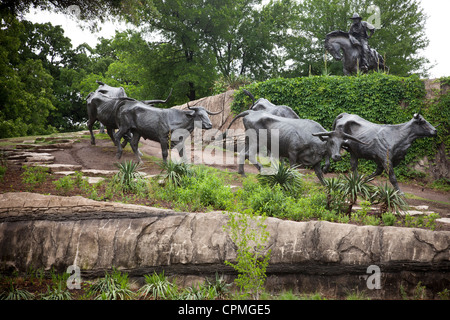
[186,103,223,130]
[412,113,437,138]
[313,129,366,161]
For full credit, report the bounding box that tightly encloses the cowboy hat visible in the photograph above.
[349,13,362,20]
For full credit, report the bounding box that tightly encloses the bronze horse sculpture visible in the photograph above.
[324,31,387,75]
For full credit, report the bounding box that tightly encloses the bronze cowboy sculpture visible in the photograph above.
[325,13,387,75]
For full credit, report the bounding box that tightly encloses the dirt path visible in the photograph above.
[46,135,449,217]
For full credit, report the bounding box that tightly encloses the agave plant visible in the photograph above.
[41,281,72,300]
[0,280,35,300]
[114,160,143,191]
[371,182,409,214]
[324,173,374,214]
[339,172,374,214]
[138,271,177,300]
[159,160,194,187]
[88,268,135,300]
[257,160,303,195]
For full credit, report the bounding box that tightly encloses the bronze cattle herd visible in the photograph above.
[86,82,437,193]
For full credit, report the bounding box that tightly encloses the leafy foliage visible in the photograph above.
[21,165,49,190]
[223,210,271,300]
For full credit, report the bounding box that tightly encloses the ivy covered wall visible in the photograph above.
[231,73,449,181]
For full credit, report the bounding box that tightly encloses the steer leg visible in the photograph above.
[350,154,359,176]
[313,163,326,185]
[322,155,331,174]
[367,163,384,180]
[130,130,142,162]
[238,147,247,176]
[87,118,96,145]
[106,127,116,146]
[114,127,129,160]
[161,141,169,163]
[248,141,262,173]
[384,161,402,193]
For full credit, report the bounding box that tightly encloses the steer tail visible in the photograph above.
[242,89,255,109]
[220,110,252,140]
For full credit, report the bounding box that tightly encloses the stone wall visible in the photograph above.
[0,192,449,299]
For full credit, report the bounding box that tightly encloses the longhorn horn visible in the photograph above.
[206,108,224,115]
[343,133,368,144]
[312,131,333,137]
[312,131,333,142]
[142,88,173,105]
[187,101,194,110]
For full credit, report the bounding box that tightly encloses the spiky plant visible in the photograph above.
[114,160,143,191]
[138,271,177,300]
[0,280,35,300]
[339,172,374,214]
[159,160,193,187]
[88,268,134,300]
[257,160,303,195]
[371,182,409,214]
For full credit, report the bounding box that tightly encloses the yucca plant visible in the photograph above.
[257,160,303,195]
[138,271,177,300]
[371,182,409,214]
[88,268,134,300]
[325,173,374,214]
[0,280,35,300]
[41,281,72,300]
[159,160,194,187]
[204,273,231,299]
[323,176,345,211]
[114,160,143,191]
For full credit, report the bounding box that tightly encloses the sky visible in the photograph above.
[24,0,449,78]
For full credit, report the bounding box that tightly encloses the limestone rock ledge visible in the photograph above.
[0,192,449,298]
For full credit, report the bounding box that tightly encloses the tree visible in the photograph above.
[0,14,56,138]
[0,0,152,29]
[201,0,299,81]
[284,0,430,77]
[132,0,301,99]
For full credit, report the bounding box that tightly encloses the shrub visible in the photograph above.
[158,166,235,211]
[247,183,288,217]
[382,212,397,226]
[53,175,75,193]
[223,210,271,300]
[21,165,49,190]
[0,165,6,182]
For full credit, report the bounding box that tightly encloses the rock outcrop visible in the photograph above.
[0,192,449,299]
